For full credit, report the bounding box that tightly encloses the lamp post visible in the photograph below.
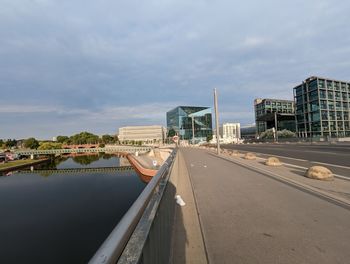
[192,116,195,145]
[274,111,278,143]
[214,88,220,154]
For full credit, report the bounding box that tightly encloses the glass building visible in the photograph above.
[294,76,350,138]
[254,98,296,136]
[166,106,212,142]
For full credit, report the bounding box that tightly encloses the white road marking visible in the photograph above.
[311,162,350,170]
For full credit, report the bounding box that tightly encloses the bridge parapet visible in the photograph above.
[14,146,152,156]
[89,148,178,264]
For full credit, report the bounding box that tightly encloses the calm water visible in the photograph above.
[0,154,146,264]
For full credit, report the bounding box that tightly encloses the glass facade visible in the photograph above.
[294,76,350,138]
[166,106,212,142]
[254,98,295,135]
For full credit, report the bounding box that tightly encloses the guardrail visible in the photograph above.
[89,148,177,264]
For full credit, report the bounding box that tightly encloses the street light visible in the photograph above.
[214,88,220,154]
[274,111,278,143]
[191,116,195,145]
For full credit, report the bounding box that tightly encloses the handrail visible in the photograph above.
[88,149,177,264]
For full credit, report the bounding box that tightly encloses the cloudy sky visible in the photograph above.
[1,0,349,139]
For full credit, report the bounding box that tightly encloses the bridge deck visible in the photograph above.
[173,148,350,264]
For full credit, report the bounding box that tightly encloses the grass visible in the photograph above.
[0,159,40,170]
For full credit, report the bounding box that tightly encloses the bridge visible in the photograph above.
[16,166,134,175]
[88,144,350,264]
[13,146,151,156]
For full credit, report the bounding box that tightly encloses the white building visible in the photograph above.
[222,123,241,143]
[118,125,166,144]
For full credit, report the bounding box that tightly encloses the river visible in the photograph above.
[0,153,146,264]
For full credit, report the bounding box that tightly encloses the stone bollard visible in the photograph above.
[230,150,239,157]
[305,166,334,181]
[244,152,256,160]
[265,157,282,166]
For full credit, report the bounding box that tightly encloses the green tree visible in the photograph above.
[167,129,176,138]
[24,138,39,149]
[101,134,115,144]
[56,136,69,144]
[0,139,4,149]
[69,132,99,145]
[206,133,213,142]
[38,142,62,150]
[278,129,296,138]
[5,139,17,148]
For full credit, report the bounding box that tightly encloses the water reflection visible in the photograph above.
[0,153,146,264]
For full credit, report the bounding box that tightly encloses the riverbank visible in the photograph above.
[0,158,49,173]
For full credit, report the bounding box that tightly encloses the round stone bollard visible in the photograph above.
[244,152,256,160]
[265,157,282,166]
[305,166,334,181]
[230,150,239,156]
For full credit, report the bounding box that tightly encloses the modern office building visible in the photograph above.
[166,106,212,142]
[118,125,166,143]
[220,123,241,143]
[294,76,350,138]
[240,124,256,139]
[254,98,295,136]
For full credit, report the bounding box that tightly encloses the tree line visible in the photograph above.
[0,132,120,150]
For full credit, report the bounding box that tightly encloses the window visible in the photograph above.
[318,79,325,88]
[311,112,320,122]
[321,110,328,120]
[327,81,333,89]
[320,90,327,99]
[334,82,340,90]
[336,111,342,120]
[328,102,334,110]
[328,91,334,99]
[335,92,341,100]
[309,101,319,111]
[336,101,342,110]
[309,90,318,101]
[341,83,347,91]
[320,100,327,109]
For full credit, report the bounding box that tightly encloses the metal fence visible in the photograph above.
[89,148,178,264]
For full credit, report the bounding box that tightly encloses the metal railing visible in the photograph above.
[89,148,177,264]
[13,146,151,155]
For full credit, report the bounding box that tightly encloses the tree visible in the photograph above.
[38,142,62,150]
[167,129,176,138]
[24,138,39,149]
[260,129,275,139]
[5,139,17,148]
[0,139,4,149]
[56,136,69,144]
[206,133,213,142]
[278,129,296,138]
[101,134,115,144]
[69,132,99,145]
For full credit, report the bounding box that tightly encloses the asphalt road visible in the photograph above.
[222,143,350,177]
[181,148,350,264]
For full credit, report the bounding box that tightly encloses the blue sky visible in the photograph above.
[1,0,349,139]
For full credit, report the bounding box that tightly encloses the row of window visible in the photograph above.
[298,121,350,131]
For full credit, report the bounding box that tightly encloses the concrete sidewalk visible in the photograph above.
[178,148,350,264]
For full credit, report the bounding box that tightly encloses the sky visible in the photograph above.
[0,0,350,139]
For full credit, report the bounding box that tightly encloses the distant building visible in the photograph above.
[294,76,350,138]
[118,125,166,143]
[254,98,296,136]
[220,123,241,143]
[240,124,256,139]
[166,106,212,143]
